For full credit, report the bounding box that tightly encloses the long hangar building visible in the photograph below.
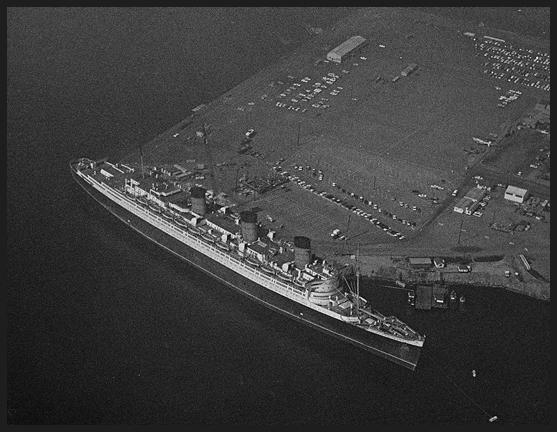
[327,35,367,63]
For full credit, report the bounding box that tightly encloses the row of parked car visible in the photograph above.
[475,37,550,91]
[274,167,408,240]
[329,182,416,232]
[273,72,343,113]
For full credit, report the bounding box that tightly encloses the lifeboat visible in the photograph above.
[189,226,203,236]
[293,278,306,288]
[148,203,161,213]
[137,197,148,206]
[175,218,188,228]
[245,256,261,267]
[260,264,275,275]
[278,272,293,282]
[201,233,216,243]
[229,250,243,261]
[161,210,174,220]
[216,241,230,251]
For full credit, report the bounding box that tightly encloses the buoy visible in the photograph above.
[472,369,476,378]
[489,416,498,422]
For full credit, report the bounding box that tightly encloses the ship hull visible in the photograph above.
[71,164,421,370]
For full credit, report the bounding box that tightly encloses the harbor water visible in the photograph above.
[8,7,549,424]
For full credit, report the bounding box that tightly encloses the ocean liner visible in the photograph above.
[70,157,425,370]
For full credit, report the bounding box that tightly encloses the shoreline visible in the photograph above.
[334,252,550,301]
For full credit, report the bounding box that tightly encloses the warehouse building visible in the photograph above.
[453,186,485,214]
[327,36,367,63]
[504,185,529,204]
[464,186,486,202]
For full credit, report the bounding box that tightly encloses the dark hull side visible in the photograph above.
[71,166,421,370]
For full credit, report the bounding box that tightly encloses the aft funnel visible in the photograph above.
[240,210,258,243]
[293,236,312,269]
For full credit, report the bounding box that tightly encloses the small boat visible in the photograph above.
[458,294,467,313]
[407,290,415,306]
[449,290,458,309]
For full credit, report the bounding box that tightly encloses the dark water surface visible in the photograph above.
[7,7,549,424]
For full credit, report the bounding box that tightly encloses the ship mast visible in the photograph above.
[356,243,360,315]
[201,123,217,194]
[139,145,145,179]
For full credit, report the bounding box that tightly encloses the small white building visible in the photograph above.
[504,185,529,204]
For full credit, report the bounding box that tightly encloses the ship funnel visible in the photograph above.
[190,186,207,216]
[294,236,312,269]
[240,210,258,243]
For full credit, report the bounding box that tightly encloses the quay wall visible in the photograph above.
[353,254,550,301]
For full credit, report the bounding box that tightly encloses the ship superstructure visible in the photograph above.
[71,157,425,369]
